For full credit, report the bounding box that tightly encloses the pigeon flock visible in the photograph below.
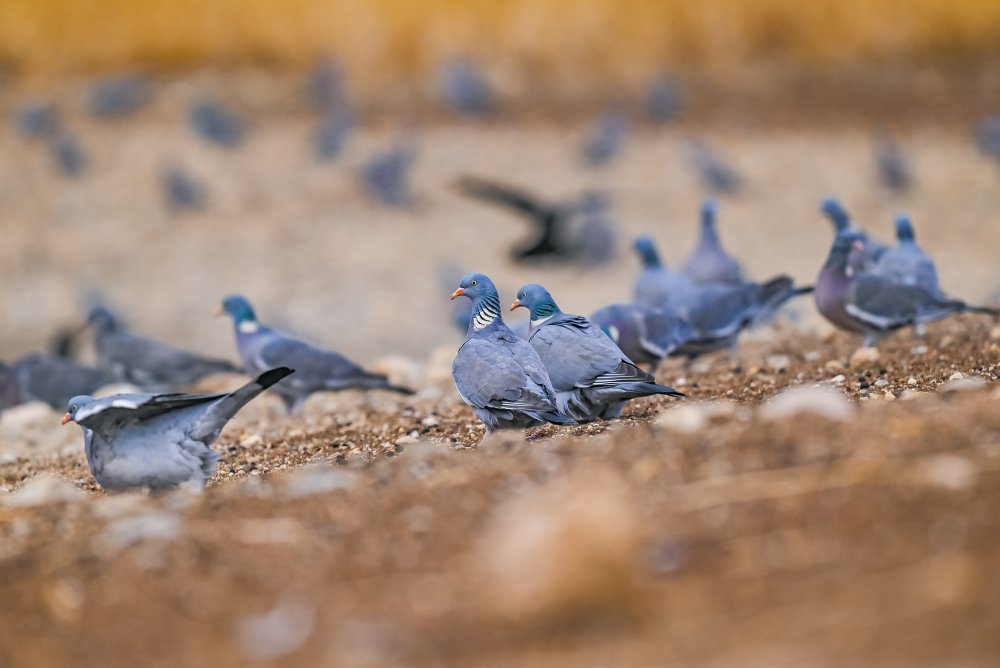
[5,61,1000,494]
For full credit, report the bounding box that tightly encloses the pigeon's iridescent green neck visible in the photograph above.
[529,299,561,324]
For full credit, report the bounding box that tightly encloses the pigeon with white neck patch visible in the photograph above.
[512,284,683,422]
[589,304,695,372]
[450,273,574,434]
[219,295,413,413]
[62,367,292,491]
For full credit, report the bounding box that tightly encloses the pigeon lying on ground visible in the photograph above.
[681,199,744,285]
[450,273,573,434]
[0,354,110,412]
[457,176,617,264]
[589,304,695,372]
[87,306,240,392]
[219,295,413,413]
[872,215,940,296]
[815,230,997,346]
[581,108,628,167]
[62,367,292,491]
[512,284,683,421]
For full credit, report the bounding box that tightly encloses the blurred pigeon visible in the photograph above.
[50,133,87,177]
[511,284,683,421]
[450,273,573,433]
[358,140,415,207]
[633,235,694,310]
[681,199,744,285]
[87,306,240,392]
[872,214,940,296]
[873,133,913,193]
[581,109,628,167]
[438,58,493,117]
[646,77,682,124]
[0,354,110,412]
[88,74,151,118]
[590,303,695,372]
[188,99,246,148]
[975,116,1000,161]
[819,197,887,267]
[456,176,617,264]
[62,367,292,491]
[305,58,344,110]
[219,295,413,413]
[162,165,208,213]
[688,138,741,194]
[312,109,353,161]
[14,101,59,139]
[816,230,996,346]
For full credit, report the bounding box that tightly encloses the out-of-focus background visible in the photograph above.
[3,2,1000,667]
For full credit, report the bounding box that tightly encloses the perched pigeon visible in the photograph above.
[306,58,344,110]
[87,306,240,392]
[438,58,493,117]
[188,99,246,148]
[687,139,741,194]
[14,101,59,139]
[62,367,292,491]
[219,295,413,413]
[819,197,887,267]
[162,165,208,213]
[456,176,617,264]
[581,109,628,167]
[358,140,415,207]
[511,284,683,421]
[589,304,695,372]
[646,77,682,124]
[681,199,744,285]
[633,235,694,310]
[88,74,151,118]
[313,109,353,161]
[873,133,913,194]
[50,133,87,177]
[0,354,110,412]
[815,230,996,346]
[450,273,573,433]
[872,215,939,296]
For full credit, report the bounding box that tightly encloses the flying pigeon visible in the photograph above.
[450,273,573,433]
[188,99,246,148]
[62,367,292,491]
[218,295,414,413]
[646,77,682,124]
[511,284,683,421]
[162,165,208,213]
[456,176,617,264]
[633,235,695,310]
[816,230,997,346]
[0,354,110,412]
[358,140,415,207]
[687,138,741,194]
[873,133,913,193]
[87,306,240,392]
[681,199,744,285]
[88,74,151,119]
[819,197,887,267]
[581,109,628,167]
[589,303,695,372]
[872,214,940,296]
[438,58,494,117]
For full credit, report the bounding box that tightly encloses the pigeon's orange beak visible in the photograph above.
[60,413,72,426]
[451,288,464,300]
[509,299,521,311]
[213,305,225,318]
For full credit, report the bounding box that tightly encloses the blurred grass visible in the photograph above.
[1,0,999,82]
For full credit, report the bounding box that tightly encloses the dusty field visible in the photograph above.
[2,79,1000,667]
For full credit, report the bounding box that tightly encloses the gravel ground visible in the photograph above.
[2,80,1000,667]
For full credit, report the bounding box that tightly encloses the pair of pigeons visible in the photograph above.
[60,297,413,492]
[591,201,812,371]
[815,200,996,345]
[450,273,683,436]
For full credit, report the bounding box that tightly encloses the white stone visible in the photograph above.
[760,386,855,422]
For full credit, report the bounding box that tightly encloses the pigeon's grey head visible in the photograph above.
[219,295,257,324]
[633,236,662,269]
[86,306,120,333]
[451,273,498,302]
[510,284,561,321]
[61,395,95,426]
[895,215,915,243]
[820,197,851,232]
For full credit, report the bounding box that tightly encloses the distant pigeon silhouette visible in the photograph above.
[162,165,208,213]
[975,116,1000,161]
[313,109,353,161]
[305,58,344,110]
[88,74,151,118]
[49,133,87,177]
[633,235,695,310]
[14,101,59,139]
[0,355,110,412]
[188,99,246,148]
[646,77,682,124]
[681,199,744,285]
[358,140,415,207]
[873,133,913,193]
[581,109,628,167]
[688,138,741,194]
[438,58,494,117]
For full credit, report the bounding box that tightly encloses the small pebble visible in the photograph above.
[949,371,964,381]
[830,374,846,384]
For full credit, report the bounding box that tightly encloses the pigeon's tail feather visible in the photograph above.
[587,381,684,404]
[962,303,1000,317]
[527,410,576,426]
[190,367,293,441]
